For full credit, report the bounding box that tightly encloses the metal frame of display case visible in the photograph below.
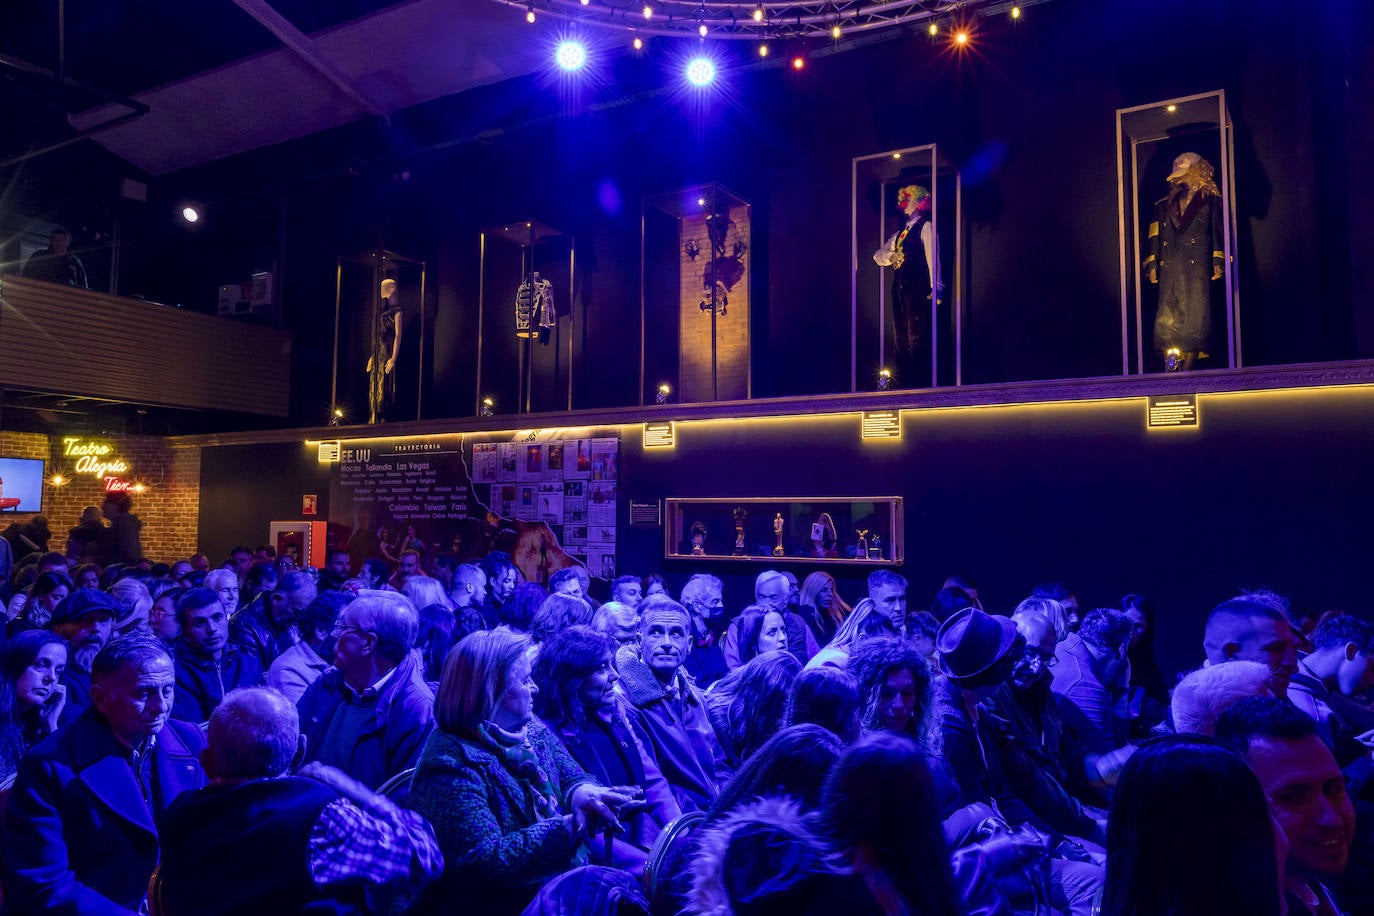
[1116,90,1241,374]
[477,221,575,415]
[852,144,963,390]
[640,183,752,405]
[331,249,427,422]
[663,496,904,566]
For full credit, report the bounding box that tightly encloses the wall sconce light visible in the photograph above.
[328,406,345,427]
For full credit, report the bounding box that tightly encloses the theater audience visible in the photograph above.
[171,587,263,723]
[319,547,353,591]
[532,592,594,645]
[1103,735,1283,916]
[785,664,862,744]
[1051,608,1135,791]
[3,634,205,914]
[148,584,184,645]
[796,571,849,646]
[7,570,71,636]
[806,597,900,670]
[644,573,668,598]
[1287,613,1374,763]
[50,588,118,716]
[404,575,452,614]
[1218,697,1358,916]
[268,591,349,704]
[611,575,643,609]
[679,573,729,687]
[408,627,637,915]
[71,562,101,591]
[234,569,316,671]
[731,604,790,668]
[1202,596,1301,698]
[1015,594,1069,641]
[157,687,442,916]
[1170,660,1274,736]
[591,600,641,649]
[721,570,819,668]
[98,493,143,567]
[205,567,240,616]
[502,581,548,632]
[705,650,801,775]
[0,631,68,786]
[297,592,434,789]
[449,563,489,626]
[533,626,679,858]
[616,597,725,811]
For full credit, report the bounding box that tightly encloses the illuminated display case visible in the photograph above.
[664,497,903,565]
[330,249,427,424]
[476,221,576,415]
[641,184,752,405]
[1117,90,1241,374]
[852,144,963,391]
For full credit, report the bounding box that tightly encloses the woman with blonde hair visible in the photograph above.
[403,576,452,613]
[797,571,851,646]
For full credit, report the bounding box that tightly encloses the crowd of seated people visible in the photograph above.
[1,513,1373,916]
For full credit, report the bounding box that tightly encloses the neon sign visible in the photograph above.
[62,437,132,489]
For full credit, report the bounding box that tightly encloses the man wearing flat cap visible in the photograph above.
[48,588,119,718]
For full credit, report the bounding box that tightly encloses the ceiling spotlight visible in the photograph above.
[580,0,590,5]
[1166,104,1178,113]
[752,5,763,21]
[526,6,536,22]
[792,55,805,69]
[831,24,841,39]
[181,206,200,223]
[633,36,643,49]
[697,197,706,205]
[555,40,587,70]
[928,21,938,35]
[893,153,902,159]
[955,30,969,45]
[1011,5,1021,18]
[698,23,708,36]
[685,56,715,87]
[758,43,769,57]
[642,3,652,18]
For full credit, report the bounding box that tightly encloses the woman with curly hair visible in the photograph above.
[797,571,851,646]
[847,636,941,755]
[704,650,802,776]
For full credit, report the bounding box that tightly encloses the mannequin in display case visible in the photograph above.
[1145,153,1224,372]
[873,184,940,382]
[366,277,402,423]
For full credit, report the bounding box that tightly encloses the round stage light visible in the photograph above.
[955,30,969,45]
[791,55,805,70]
[686,56,715,87]
[633,36,643,49]
[181,206,200,223]
[698,23,708,36]
[555,40,587,70]
[758,43,769,57]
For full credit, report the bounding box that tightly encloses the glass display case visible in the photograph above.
[1117,90,1241,374]
[331,249,427,424]
[852,145,963,391]
[664,497,903,565]
[641,183,752,405]
[476,221,575,415]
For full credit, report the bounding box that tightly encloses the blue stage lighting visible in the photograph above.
[556,41,588,71]
[685,56,715,87]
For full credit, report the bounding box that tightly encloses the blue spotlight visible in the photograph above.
[685,56,716,87]
[555,40,588,71]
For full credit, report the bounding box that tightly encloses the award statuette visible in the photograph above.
[869,534,883,560]
[773,513,785,557]
[732,507,748,556]
[691,521,707,556]
[856,528,869,559]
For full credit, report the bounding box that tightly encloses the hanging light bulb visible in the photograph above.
[642,3,653,18]
[525,5,536,22]
[753,4,764,21]
[831,23,841,38]
[1011,5,1021,19]
[699,23,708,36]
[758,42,769,57]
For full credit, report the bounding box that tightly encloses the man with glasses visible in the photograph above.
[982,611,1109,844]
[296,593,434,789]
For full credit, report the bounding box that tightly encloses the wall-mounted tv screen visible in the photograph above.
[0,456,45,513]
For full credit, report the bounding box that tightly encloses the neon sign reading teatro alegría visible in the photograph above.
[62,437,133,491]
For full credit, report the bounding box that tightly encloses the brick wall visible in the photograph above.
[679,204,751,401]
[0,431,201,563]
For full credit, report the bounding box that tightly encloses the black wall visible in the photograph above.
[198,382,1374,683]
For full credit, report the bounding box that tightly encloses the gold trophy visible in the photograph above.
[773,513,784,557]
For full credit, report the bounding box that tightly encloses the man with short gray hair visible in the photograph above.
[296,593,434,788]
[158,687,442,916]
[721,569,820,668]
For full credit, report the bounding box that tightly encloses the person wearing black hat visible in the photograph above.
[48,588,119,718]
[935,607,1103,915]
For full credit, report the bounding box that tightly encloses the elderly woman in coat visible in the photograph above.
[408,627,639,915]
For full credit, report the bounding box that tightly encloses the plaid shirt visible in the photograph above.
[308,797,443,888]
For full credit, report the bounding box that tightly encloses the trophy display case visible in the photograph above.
[664,497,903,565]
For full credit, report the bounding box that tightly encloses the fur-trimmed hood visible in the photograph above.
[687,797,849,916]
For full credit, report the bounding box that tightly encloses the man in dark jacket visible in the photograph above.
[3,633,206,915]
[615,597,725,812]
[99,494,143,567]
[172,587,263,724]
[297,593,434,789]
[232,569,315,671]
[158,687,441,916]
